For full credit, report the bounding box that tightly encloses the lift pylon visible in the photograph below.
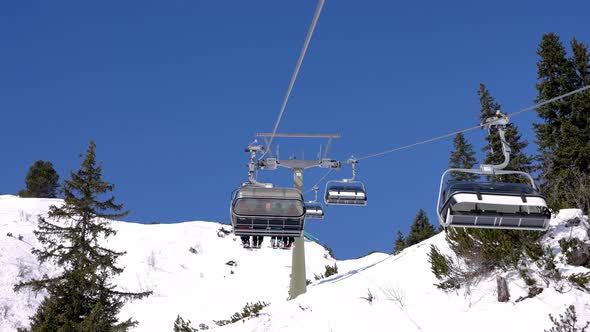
[255,133,341,300]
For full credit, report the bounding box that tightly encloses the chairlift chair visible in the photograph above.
[305,186,325,219]
[437,176,551,231]
[324,159,367,206]
[230,184,306,237]
[305,204,324,219]
[230,144,307,237]
[436,112,550,231]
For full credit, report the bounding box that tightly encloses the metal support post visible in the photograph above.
[289,168,307,300]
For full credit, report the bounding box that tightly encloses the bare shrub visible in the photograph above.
[147,250,157,270]
[16,259,33,280]
[381,285,406,308]
[18,210,33,224]
[360,288,374,305]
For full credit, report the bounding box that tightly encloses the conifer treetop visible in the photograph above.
[14,140,150,331]
[448,133,478,182]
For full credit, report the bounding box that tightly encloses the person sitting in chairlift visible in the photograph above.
[286,201,299,216]
[252,235,263,249]
[241,236,250,248]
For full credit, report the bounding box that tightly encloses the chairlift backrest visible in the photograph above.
[437,170,550,231]
[436,115,550,231]
[305,202,324,219]
[324,180,367,206]
[230,185,307,237]
[233,186,305,217]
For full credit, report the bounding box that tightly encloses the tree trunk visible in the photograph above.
[496,276,510,302]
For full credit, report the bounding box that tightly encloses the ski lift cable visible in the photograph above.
[355,85,590,162]
[304,168,333,193]
[259,0,326,160]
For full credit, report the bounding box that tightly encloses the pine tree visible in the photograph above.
[545,305,590,332]
[534,33,590,209]
[448,133,478,181]
[478,83,534,182]
[18,160,60,198]
[14,141,151,331]
[393,230,405,255]
[173,315,198,332]
[405,209,436,247]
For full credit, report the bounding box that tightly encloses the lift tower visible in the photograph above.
[255,133,341,299]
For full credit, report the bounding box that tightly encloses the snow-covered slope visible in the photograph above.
[0,195,346,331]
[1,195,589,332]
[223,211,590,332]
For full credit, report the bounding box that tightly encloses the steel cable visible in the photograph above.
[356,85,590,162]
[259,0,325,160]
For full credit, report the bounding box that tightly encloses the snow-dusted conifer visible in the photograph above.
[14,141,151,331]
[405,209,436,247]
[534,33,590,210]
[173,315,198,332]
[393,230,405,255]
[18,160,60,198]
[448,133,478,182]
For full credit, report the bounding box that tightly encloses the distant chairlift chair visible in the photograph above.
[305,186,325,219]
[324,159,367,206]
[436,111,550,231]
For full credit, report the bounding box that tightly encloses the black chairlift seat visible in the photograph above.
[439,182,551,231]
[231,186,306,237]
[305,203,324,219]
[324,182,367,206]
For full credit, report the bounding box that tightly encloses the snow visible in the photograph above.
[1,195,589,331]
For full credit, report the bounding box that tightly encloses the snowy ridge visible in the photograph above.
[1,195,589,332]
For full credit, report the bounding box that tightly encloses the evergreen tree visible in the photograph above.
[534,33,590,209]
[405,209,436,247]
[478,83,534,182]
[18,160,60,198]
[545,305,590,332]
[445,227,543,271]
[173,315,198,332]
[448,133,478,181]
[14,141,151,331]
[393,230,405,255]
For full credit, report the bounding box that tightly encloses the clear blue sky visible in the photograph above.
[1,1,589,259]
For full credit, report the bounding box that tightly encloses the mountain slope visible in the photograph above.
[219,209,590,332]
[1,195,589,332]
[0,195,346,331]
